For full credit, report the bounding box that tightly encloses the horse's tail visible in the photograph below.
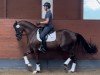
[76,33,98,54]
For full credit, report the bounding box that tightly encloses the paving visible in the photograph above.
[0,59,100,69]
[0,59,99,75]
[0,69,100,75]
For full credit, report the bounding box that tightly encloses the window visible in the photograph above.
[83,0,100,20]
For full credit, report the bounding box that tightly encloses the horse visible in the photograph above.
[13,20,97,74]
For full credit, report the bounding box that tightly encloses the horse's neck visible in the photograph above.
[23,24,37,35]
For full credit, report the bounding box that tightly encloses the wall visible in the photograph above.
[53,0,81,19]
[0,0,81,19]
[0,0,6,18]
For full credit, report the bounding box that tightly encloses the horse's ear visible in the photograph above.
[15,21,17,25]
[13,21,17,27]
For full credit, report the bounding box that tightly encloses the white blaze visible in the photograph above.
[16,25,20,28]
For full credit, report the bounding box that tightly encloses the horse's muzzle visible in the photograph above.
[16,34,22,41]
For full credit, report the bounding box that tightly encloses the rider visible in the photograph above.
[36,2,54,52]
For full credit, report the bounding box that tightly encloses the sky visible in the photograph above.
[83,0,100,20]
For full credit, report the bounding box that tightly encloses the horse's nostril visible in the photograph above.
[17,38,20,41]
[17,37,21,41]
[16,34,22,41]
[16,34,19,37]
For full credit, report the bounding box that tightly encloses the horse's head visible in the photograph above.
[13,20,38,41]
[13,21,24,41]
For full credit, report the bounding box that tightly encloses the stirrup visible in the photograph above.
[38,46,46,53]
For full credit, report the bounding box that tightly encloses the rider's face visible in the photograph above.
[44,6,48,11]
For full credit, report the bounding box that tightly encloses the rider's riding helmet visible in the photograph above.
[43,2,51,9]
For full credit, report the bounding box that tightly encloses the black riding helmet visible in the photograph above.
[43,2,51,9]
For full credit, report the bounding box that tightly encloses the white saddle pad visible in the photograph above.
[37,29,56,42]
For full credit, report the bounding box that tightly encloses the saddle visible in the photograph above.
[37,28,56,42]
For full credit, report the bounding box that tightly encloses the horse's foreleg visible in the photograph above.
[33,51,41,74]
[68,55,77,73]
[23,50,33,72]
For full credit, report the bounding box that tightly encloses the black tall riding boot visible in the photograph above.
[39,40,47,53]
[42,40,47,50]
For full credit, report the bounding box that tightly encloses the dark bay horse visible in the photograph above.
[13,20,97,74]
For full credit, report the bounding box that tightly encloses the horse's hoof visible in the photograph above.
[68,70,75,73]
[26,64,33,72]
[64,64,68,71]
[33,70,40,74]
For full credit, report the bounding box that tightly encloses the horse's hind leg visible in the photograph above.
[68,55,77,73]
[64,56,72,70]
[63,42,77,72]
[64,54,77,73]
[68,42,78,73]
